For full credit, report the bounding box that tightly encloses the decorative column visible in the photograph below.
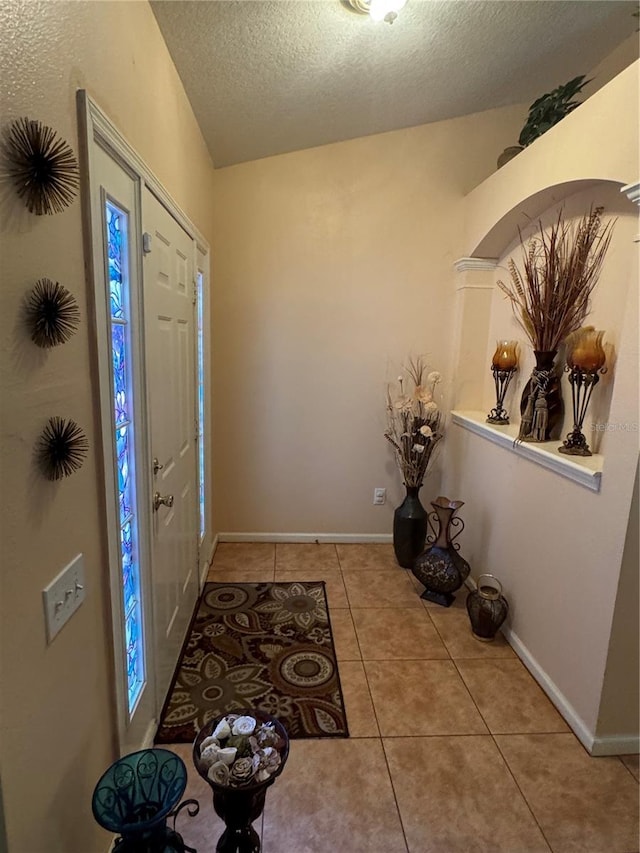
[451,257,498,411]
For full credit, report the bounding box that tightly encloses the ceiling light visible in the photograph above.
[347,0,408,24]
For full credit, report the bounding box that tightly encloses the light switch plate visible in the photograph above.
[43,553,85,643]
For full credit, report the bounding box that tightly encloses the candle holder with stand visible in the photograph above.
[559,328,607,457]
[486,340,518,425]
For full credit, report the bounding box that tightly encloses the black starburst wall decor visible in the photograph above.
[38,417,89,481]
[2,117,79,215]
[26,278,80,348]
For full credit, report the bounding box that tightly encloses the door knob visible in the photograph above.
[153,492,174,511]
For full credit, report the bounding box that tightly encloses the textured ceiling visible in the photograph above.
[150,0,636,168]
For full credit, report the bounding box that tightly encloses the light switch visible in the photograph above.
[42,553,86,643]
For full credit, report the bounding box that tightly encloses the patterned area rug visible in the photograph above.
[155,581,349,742]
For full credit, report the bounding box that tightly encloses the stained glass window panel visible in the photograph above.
[105,197,144,715]
[111,323,129,427]
[107,203,125,320]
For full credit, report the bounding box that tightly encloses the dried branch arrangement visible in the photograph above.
[2,117,79,215]
[26,278,80,348]
[498,207,614,353]
[384,356,443,488]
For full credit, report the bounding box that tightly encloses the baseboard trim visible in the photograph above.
[217,532,393,544]
[502,624,597,753]
[201,535,218,587]
[590,734,640,756]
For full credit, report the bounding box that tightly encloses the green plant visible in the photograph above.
[518,75,591,148]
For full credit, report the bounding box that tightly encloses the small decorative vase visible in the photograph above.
[518,350,563,442]
[393,485,428,569]
[466,574,509,642]
[92,748,199,853]
[193,711,289,853]
[412,497,470,606]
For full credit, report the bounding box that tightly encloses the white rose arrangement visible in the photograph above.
[384,356,444,488]
[197,714,285,788]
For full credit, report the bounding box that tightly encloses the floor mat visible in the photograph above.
[155,581,349,742]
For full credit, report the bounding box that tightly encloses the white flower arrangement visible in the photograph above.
[198,714,285,788]
[384,357,443,488]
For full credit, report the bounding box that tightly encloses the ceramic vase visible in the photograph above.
[393,485,428,569]
[518,350,563,442]
[466,574,509,642]
[412,497,470,606]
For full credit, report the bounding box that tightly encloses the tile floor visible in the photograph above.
[165,543,639,853]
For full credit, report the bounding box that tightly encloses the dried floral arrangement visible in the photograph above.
[384,356,443,488]
[497,207,614,353]
[196,714,286,788]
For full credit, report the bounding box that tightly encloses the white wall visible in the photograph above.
[210,104,526,536]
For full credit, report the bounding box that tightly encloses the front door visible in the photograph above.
[142,189,199,710]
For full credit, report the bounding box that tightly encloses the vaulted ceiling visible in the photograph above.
[150,0,636,167]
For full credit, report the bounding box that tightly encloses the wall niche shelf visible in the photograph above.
[451,411,603,492]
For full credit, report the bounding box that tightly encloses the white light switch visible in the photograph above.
[43,553,86,643]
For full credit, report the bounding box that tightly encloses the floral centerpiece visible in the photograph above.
[195,714,286,788]
[384,356,443,488]
[384,356,444,568]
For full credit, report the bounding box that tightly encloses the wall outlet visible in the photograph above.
[42,553,86,643]
[373,487,386,505]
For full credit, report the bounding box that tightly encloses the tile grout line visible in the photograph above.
[490,734,555,852]
[617,756,640,783]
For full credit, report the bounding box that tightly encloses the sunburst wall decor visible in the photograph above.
[38,417,89,480]
[26,278,80,348]
[2,117,79,215]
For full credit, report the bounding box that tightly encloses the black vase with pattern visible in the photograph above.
[412,497,470,607]
[393,486,428,569]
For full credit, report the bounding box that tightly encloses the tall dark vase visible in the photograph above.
[393,485,428,569]
[412,497,470,606]
[518,350,563,442]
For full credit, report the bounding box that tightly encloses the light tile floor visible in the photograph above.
[166,543,639,853]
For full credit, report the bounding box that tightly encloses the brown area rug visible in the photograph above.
[155,581,349,743]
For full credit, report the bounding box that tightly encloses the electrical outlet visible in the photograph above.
[43,553,85,643]
[373,487,386,505]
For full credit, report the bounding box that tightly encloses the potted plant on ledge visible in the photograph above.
[497,74,590,168]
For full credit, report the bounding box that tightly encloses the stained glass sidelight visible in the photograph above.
[106,200,144,713]
[196,272,205,541]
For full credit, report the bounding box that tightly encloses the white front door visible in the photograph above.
[142,189,199,710]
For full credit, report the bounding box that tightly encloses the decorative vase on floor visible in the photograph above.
[518,350,563,442]
[412,497,470,606]
[393,485,428,568]
[466,574,509,642]
[92,748,199,853]
[193,711,289,853]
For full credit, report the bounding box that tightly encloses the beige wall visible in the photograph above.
[444,64,639,749]
[0,2,214,851]
[211,103,526,534]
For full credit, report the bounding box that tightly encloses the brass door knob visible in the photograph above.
[153,492,174,511]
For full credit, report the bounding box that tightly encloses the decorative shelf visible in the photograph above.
[451,411,603,492]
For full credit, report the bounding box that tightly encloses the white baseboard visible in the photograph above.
[502,624,598,753]
[590,734,640,756]
[200,535,218,587]
[217,532,393,544]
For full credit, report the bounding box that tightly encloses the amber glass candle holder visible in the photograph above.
[487,340,518,425]
[559,329,607,457]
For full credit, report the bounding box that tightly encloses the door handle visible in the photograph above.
[153,492,174,511]
[153,457,164,475]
